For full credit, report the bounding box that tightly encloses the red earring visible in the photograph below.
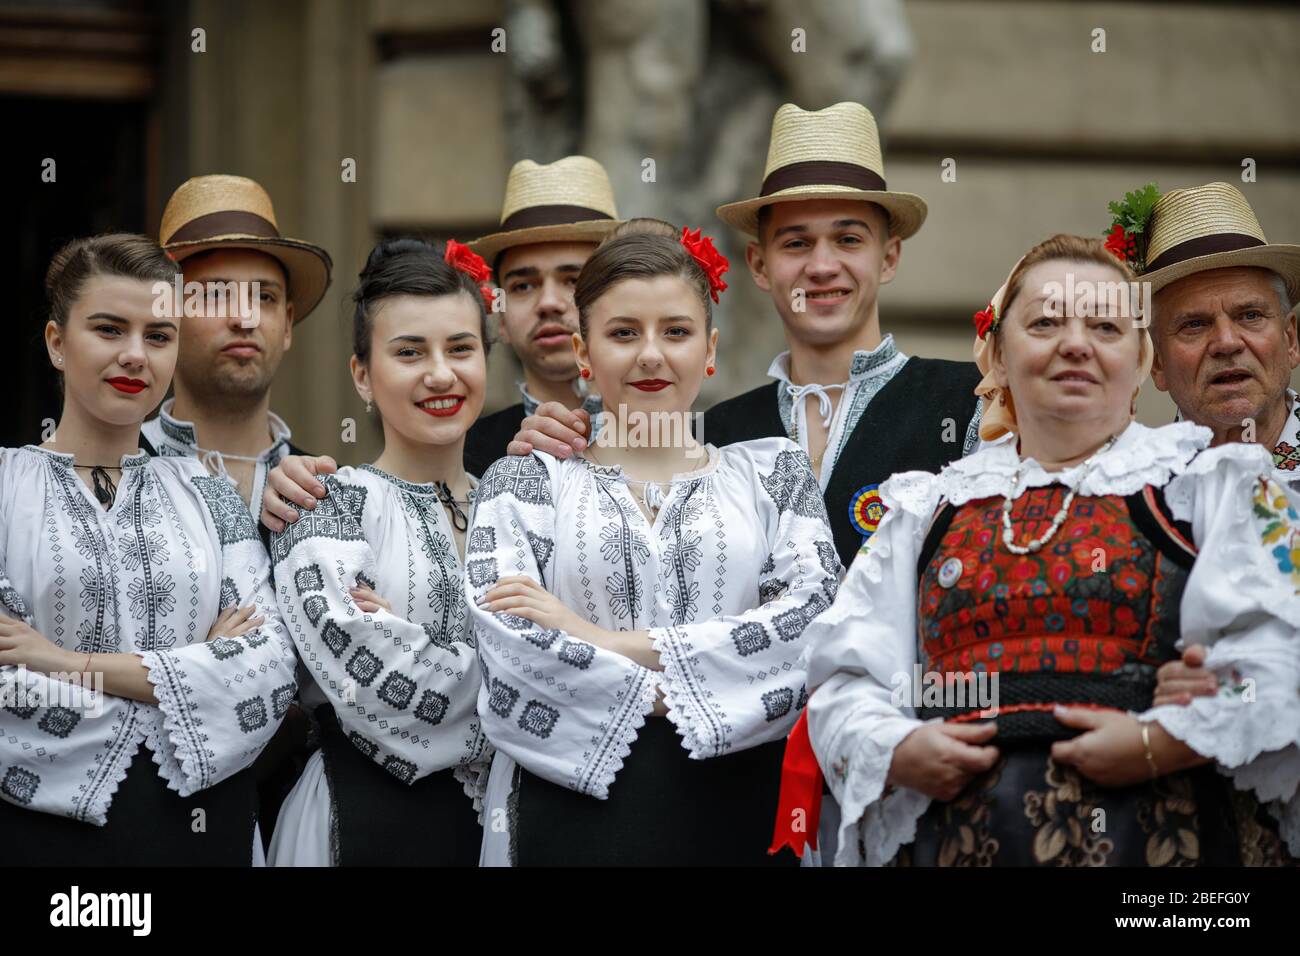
[580,368,591,379]
[706,365,715,377]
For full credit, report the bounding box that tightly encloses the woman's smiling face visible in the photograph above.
[48,274,179,428]
[353,291,487,447]
[575,274,718,424]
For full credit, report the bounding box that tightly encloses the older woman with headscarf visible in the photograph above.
[782,234,1300,866]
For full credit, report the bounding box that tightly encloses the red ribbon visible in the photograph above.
[768,708,824,859]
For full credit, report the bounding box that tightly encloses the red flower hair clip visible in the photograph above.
[973,301,998,339]
[444,239,495,311]
[680,226,729,303]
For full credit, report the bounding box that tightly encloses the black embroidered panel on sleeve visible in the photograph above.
[268,479,369,566]
[762,687,795,722]
[759,450,830,522]
[1,766,39,805]
[190,474,260,546]
[476,456,553,506]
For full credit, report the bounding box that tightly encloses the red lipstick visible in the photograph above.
[416,395,466,417]
[107,377,147,394]
[630,379,671,392]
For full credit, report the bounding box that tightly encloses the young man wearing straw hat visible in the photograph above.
[509,102,984,570]
[460,156,621,475]
[142,174,332,519]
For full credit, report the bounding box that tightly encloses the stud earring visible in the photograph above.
[365,398,373,413]
[580,368,591,379]
[705,365,715,377]
[55,356,64,365]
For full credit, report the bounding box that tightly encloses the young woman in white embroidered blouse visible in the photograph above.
[0,234,297,864]
[259,238,495,865]
[796,235,1300,866]
[464,220,840,865]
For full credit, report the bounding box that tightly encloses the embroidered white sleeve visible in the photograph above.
[266,474,484,785]
[1145,444,1300,825]
[805,471,940,866]
[140,468,298,796]
[649,443,840,758]
[466,454,659,800]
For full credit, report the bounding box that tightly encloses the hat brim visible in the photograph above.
[1143,243,1300,306]
[468,219,624,263]
[163,235,333,323]
[716,186,928,240]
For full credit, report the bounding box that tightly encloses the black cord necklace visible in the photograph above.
[434,481,472,532]
[73,464,122,507]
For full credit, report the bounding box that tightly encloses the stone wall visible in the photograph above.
[168,0,1300,458]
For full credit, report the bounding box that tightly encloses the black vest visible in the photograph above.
[704,357,983,567]
[463,402,527,478]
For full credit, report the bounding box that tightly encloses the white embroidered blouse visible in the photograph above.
[465,438,841,863]
[0,446,297,825]
[268,465,490,799]
[804,421,1300,865]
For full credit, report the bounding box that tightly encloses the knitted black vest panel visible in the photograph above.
[704,358,982,566]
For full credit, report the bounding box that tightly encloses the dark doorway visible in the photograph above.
[2,94,151,447]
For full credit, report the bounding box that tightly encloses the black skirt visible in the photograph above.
[900,744,1296,867]
[0,745,259,866]
[514,716,797,867]
[314,706,482,866]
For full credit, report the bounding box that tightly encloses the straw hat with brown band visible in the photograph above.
[1137,182,1300,305]
[467,156,623,264]
[160,174,333,323]
[715,101,928,240]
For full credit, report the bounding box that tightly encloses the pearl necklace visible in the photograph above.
[1000,435,1119,555]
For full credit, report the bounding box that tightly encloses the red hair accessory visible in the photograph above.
[444,239,495,311]
[973,301,998,339]
[680,226,729,303]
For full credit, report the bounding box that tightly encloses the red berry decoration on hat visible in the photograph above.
[1104,182,1160,272]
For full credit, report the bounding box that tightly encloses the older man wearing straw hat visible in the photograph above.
[459,156,622,475]
[1104,182,1300,723]
[1111,182,1300,481]
[142,174,332,519]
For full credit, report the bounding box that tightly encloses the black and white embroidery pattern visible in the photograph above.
[731,621,771,657]
[1,766,39,805]
[762,687,795,722]
[489,677,520,718]
[295,564,325,596]
[759,449,829,522]
[467,437,838,821]
[773,592,830,643]
[518,700,560,739]
[468,526,496,554]
[268,478,368,566]
[235,696,269,733]
[190,474,260,546]
[478,455,553,506]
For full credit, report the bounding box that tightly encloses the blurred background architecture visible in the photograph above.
[4,0,1300,461]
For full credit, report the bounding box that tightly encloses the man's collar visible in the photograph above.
[156,397,292,457]
[766,333,904,386]
[518,377,603,418]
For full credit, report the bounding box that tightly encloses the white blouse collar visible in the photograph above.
[936,420,1215,505]
[578,443,722,483]
[24,444,151,469]
[155,397,291,458]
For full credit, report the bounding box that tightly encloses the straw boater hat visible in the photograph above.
[159,174,333,322]
[468,156,622,263]
[1140,182,1300,303]
[716,101,927,239]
